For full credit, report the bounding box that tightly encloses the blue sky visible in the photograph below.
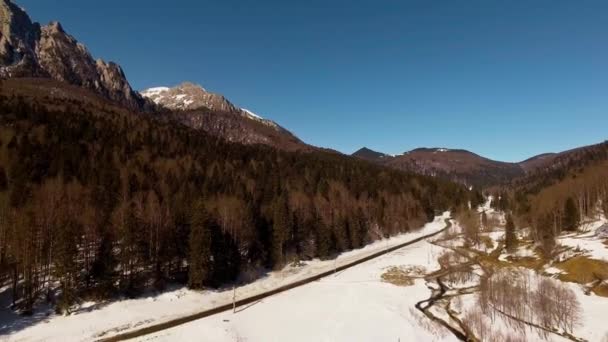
[18,0,608,162]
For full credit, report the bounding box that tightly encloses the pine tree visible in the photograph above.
[563,197,579,231]
[0,166,7,191]
[481,211,488,231]
[538,213,556,257]
[188,201,212,289]
[505,213,517,253]
[54,216,80,314]
[499,193,510,211]
[272,195,290,268]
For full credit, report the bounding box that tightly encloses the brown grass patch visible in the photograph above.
[507,256,546,270]
[557,256,608,284]
[480,236,494,250]
[381,265,426,287]
[593,283,608,297]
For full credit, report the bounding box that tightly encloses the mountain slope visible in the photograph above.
[141,82,306,151]
[352,147,391,163]
[0,0,307,150]
[0,0,147,110]
[353,147,525,188]
[353,142,608,189]
[0,77,475,317]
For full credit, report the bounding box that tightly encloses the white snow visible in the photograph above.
[543,267,564,275]
[2,214,450,342]
[137,219,454,342]
[241,108,262,120]
[140,87,169,96]
[559,218,608,262]
[240,108,280,129]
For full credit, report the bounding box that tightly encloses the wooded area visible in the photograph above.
[491,145,608,256]
[0,83,478,314]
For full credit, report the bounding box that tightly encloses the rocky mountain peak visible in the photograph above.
[141,82,236,113]
[0,0,43,76]
[45,20,64,33]
[0,0,147,110]
[141,82,298,137]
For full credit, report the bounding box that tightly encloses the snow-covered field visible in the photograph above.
[559,217,608,262]
[1,214,450,342]
[136,225,454,342]
[4,204,607,342]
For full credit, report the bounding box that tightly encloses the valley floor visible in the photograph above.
[134,204,608,342]
[0,215,450,342]
[136,224,453,342]
[3,208,608,342]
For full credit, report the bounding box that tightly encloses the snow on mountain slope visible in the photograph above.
[140,83,279,129]
[240,108,280,128]
[140,82,227,111]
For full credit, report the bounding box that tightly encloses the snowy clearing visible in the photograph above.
[135,226,454,342]
[559,217,608,262]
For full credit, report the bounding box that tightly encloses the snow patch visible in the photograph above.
[241,108,262,120]
[559,218,608,262]
[141,87,169,96]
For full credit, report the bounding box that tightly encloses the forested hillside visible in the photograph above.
[492,141,608,255]
[0,80,477,314]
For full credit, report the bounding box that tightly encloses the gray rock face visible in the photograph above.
[0,0,44,76]
[0,0,146,110]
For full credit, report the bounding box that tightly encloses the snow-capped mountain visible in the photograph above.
[140,82,307,151]
[140,82,280,129]
[141,82,236,112]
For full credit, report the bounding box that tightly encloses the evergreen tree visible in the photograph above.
[89,231,117,297]
[563,197,579,231]
[54,216,80,314]
[498,193,510,211]
[505,213,517,253]
[0,166,7,191]
[271,195,290,268]
[538,213,556,257]
[188,201,212,289]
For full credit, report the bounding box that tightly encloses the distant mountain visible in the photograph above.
[387,148,524,187]
[353,147,525,187]
[140,82,306,151]
[352,147,391,163]
[513,141,608,193]
[353,142,608,188]
[518,153,558,173]
[0,0,147,110]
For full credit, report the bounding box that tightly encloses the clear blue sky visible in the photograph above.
[18,0,608,162]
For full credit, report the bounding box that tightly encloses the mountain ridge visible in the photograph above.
[0,1,306,151]
[140,81,306,151]
[0,0,148,110]
[352,143,607,188]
